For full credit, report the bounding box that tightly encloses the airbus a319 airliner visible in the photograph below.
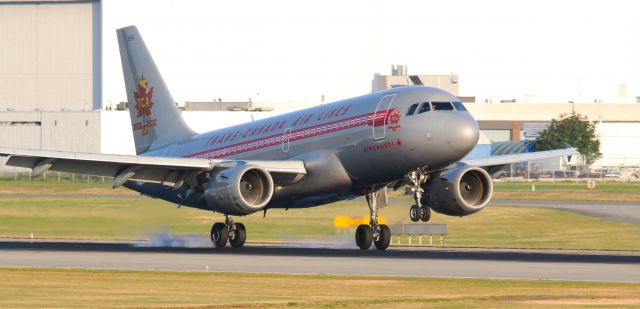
[0,26,576,250]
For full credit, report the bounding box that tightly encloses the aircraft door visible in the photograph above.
[281,127,292,152]
[372,94,396,140]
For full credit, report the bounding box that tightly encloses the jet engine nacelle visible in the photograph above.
[204,165,274,216]
[421,166,493,216]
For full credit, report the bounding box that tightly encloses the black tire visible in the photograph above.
[374,224,391,250]
[409,205,420,222]
[419,206,431,222]
[229,223,246,248]
[211,222,228,248]
[355,224,373,250]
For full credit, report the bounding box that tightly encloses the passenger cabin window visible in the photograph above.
[417,102,431,114]
[452,101,467,111]
[432,102,454,111]
[406,103,419,115]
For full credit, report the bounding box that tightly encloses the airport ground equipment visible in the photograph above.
[390,224,447,245]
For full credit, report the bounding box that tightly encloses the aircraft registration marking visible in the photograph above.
[363,139,402,153]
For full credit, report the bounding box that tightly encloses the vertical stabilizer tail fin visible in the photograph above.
[117,25,195,155]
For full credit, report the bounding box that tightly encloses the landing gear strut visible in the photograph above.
[355,190,391,250]
[408,170,430,222]
[210,215,246,248]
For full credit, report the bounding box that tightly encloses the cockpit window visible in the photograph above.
[417,102,431,114]
[432,102,454,111]
[406,103,419,115]
[452,101,467,111]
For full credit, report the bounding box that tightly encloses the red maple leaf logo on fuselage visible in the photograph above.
[387,109,401,132]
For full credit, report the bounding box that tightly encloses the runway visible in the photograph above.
[1,239,639,283]
[491,199,640,224]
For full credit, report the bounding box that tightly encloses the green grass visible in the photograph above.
[494,181,640,193]
[0,197,177,239]
[491,181,640,201]
[0,178,133,197]
[0,177,113,188]
[0,267,639,308]
[2,178,640,200]
[1,195,639,251]
[427,204,640,250]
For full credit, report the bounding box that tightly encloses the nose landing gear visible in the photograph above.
[210,215,247,248]
[408,170,430,222]
[355,190,391,250]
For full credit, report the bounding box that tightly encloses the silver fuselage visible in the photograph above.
[134,86,479,209]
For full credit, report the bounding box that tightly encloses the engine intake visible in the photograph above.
[421,166,493,216]
[204,165,274,215]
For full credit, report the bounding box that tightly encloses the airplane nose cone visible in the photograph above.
[446,114,479,154]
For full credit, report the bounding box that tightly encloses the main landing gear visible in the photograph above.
[210,215,246,248]
[355,190,391,250]
[408,170,431,222]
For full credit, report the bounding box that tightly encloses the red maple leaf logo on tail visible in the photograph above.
[134,76,154,118]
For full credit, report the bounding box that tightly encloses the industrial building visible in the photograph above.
[0,0,102,160]
[373,65,460,97]
[0,0,101,112]
[1,0,639,173]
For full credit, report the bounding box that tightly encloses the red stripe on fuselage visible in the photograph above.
[184,109,394,159]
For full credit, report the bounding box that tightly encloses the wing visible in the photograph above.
[0,147,306,188]
[461,148,579,167]
[462,147,579,168]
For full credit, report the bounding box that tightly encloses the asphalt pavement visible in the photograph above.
[491,199,640,224]
[1,239,638,283]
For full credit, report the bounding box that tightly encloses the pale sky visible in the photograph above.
[102,0,640,107]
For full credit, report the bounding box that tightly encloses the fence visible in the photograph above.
[494,161,640,182]
[1,161,639,184]
[0,171,110,184]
